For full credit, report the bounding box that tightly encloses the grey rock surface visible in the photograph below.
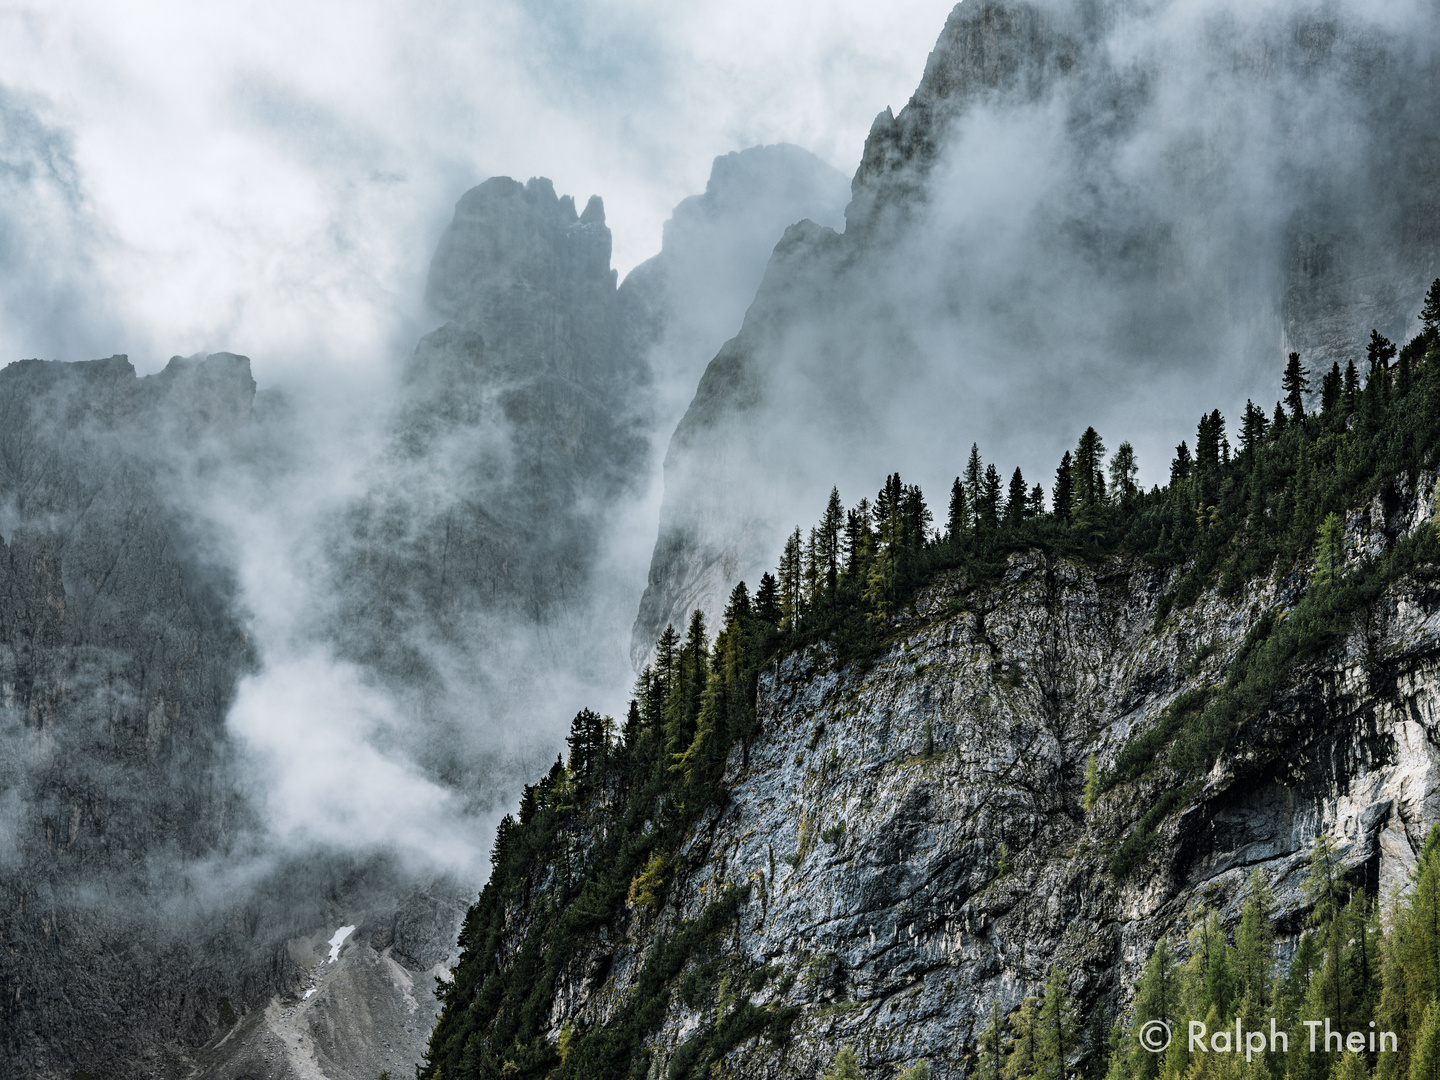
[544,476,1440,1079]
[634,0,1440,664]
[620,144,850,440]
[0,145,854,1076]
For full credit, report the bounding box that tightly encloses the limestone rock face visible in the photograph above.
[532,478,1440,1079]
[634,0,1440,669]
[621,144,850,424]
[0,353,287,1077]
[332,177,649,704]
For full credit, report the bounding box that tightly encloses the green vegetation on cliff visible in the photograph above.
[423,288,1440,1078]
[1098,827,1440,1080]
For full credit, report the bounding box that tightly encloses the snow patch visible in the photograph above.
[328,925,356,963]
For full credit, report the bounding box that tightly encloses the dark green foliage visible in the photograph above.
[1284,350,1310,419]
[426,316,1440,1078]
[421,544,795,1080]
[1103,833,1428,1080]
[1423,278,1440,340]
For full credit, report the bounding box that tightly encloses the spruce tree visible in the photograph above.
[778,528,804,628]
[902,483,932,549]
[981,465,1003,531]
[965,444,985,519]
[1343,360,1361,410]
[845,499,874,577]
[1321,363,1342,413]
[756,572,781,625]
[1028,484,1046,517]
[1240,401,1269,457]
[654,624,680,701]
[819,487,844,592]
[1170,442,1193,483]
[1283,352,1310,420]
[1054,451,1075,521]
[1006,467,1028,525]
[948,477,969,542]
[1075,427,1108,510]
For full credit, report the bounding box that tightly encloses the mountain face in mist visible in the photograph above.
[0,145,853,1078]
[332,177,648,711]
[0,354,280,1072]
[635,0,1440,660]
[621,144,851,430]
[429,464,1440,1079]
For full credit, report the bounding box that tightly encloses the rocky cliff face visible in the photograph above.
[514,477,1440,1078]
[634,0,1440,664]
[0,144,856,1076]
[0,353,283,1075]
[338,177,646,662]
[620,144,850,436]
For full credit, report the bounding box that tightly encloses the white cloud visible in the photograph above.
[0,0,955,381]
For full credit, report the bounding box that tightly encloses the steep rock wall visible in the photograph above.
[634,0,1440,666]
[546,482,1440,1078]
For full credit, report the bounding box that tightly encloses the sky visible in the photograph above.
[0,0,957,386]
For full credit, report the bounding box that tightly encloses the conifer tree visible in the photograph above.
[565,708,607,780]
[977,1000,1005,1080]
[845,499,874,577]
[1344,361,1361,410]
[1423,278,1440,341]
[1316,512,1345,586]
[663,610,708,760]
[1411,1004,1440,1080]
[948,477,969,542]
[1234,871,1275,1008]
[981,464,1002,531]
[1367,330,1398,372]
[778,528,804,629]
[1283,352,1310,420]
[902,483,933,549]
[1240,401,1270,456]
[821,1046,863,1080]
[1004,998,1041,1080]
[1007,467,1028,525]
[1321,363,1342,413]
[1126,938,1177,1080]
[677,582,754,783]
[1075,427,1108,511]
[1029,484,1046,517]
[1109,442,1139,503]
[756,572,781,625]
[1170,442,1193,483]
[1334,1049,1370,1080]
[623,698,641,747]
[654,624,680,703]
[819,487,844,591]
[1272,400,1288,434]
[966,444,985,518]
[1035,967,1079,1080]
[1054,451,1075,522]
